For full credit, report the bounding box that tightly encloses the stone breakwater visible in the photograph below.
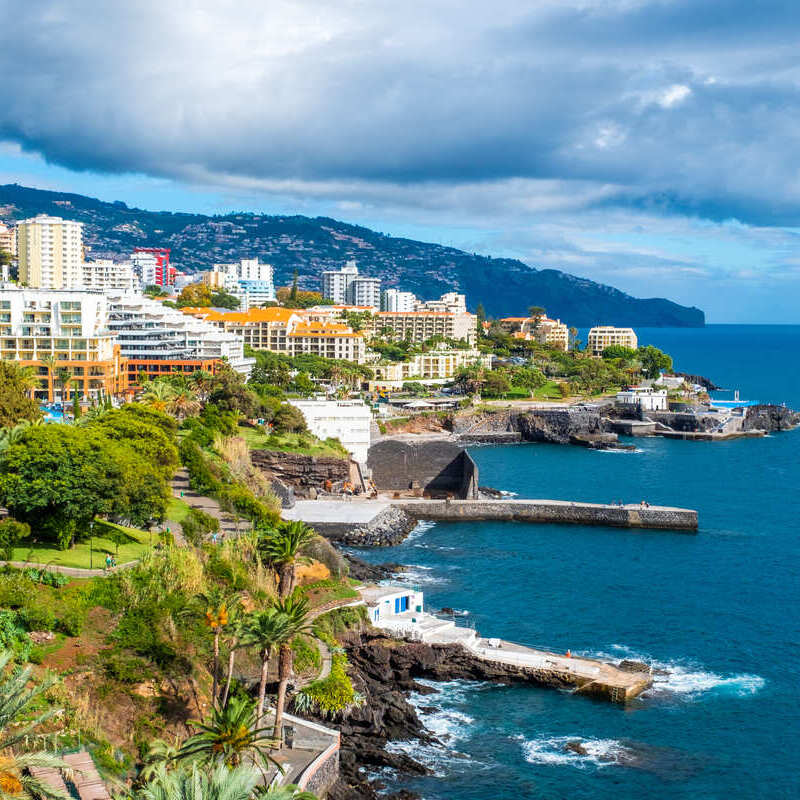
[397,498,698,531]
[307,506,417,546]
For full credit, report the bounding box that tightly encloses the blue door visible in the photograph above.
[395,596,409,613]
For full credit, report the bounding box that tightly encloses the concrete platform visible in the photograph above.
[282,499,389,525]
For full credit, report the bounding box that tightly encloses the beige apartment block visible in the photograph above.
[587,326,638,356]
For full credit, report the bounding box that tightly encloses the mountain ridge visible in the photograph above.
[0,183,704,327]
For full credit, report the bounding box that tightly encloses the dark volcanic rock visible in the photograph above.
[512,407,612,445]
[742,404,800,432]
[674,372,721,391]
[343,552,404,582]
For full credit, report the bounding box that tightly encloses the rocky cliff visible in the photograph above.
[249,449,350,493]
[742,404,800,432]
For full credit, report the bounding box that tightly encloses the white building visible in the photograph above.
[382,289,417,312]
[107,294,255,378]
[16,215,83,289]
[208,258,275,310]
[130,251,160,287]
[371,346,492,387]
[360,585,425,628]
[349,277,381,309]
[322,261,359,305]
[0,287,127,400]
[587,326,638,356]
[417,292,467,314]
[322,262,381,307]
[616,386,668,411]
[287,399,372,463]
[80,259,139,293]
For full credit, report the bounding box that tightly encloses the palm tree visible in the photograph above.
[189,370,214,403]
[142,381,177,412]
[221,609,246,709]
[271,596,313,747]
[0,650,69,799]
[40,353,57,403]
[1,361,39,396]
[193,589,239,707]
[259,522,317,599]
[135,762,261,800]
[167,389,202,421]
[137,738,181,784]
[56,367,72,406]
[0,419,41,454]
[239,609,291,725]
[173,696,279,773]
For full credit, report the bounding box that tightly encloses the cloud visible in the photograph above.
[1,0,800,225]
[2,0,800,321]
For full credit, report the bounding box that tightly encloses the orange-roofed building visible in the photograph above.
[498,315,569,350]
[179,305,367,362]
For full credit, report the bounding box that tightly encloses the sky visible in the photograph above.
[2,0,800,323]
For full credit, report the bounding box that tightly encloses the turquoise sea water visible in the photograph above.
[354,325,800,800]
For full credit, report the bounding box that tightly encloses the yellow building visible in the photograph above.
[372,346,491,386]
[183,306,368,363]
[0,222,15,257]
[16,215,84,289]
[587,326,638,356]
[498,315,569,350]
[374,311,477,345]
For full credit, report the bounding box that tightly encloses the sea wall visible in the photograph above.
[367,439,479,499]
[397,498,698,531]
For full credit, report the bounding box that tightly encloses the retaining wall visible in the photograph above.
[367,439,479,498]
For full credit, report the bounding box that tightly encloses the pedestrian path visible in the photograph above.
[170,468,252,540]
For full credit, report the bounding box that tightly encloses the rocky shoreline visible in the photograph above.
[323,628,642,800]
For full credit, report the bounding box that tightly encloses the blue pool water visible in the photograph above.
[354,326,800,799]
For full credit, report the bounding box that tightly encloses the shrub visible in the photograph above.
[179,439,222,494]
[102,652,155,684]
[292,635,322,674]
[313,605,368,639]
[19,605,56,632]
[271,404,308,434]
[57,602,87,636]
[0,519,30,561]
[180,507,219,545]
[300,654,361,717]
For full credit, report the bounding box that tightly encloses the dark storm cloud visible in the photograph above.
[1,0,800,224]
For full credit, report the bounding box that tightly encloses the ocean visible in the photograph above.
[353,325,800,800]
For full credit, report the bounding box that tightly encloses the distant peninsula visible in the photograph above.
[0,183,704,327]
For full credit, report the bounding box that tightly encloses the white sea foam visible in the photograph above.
[586,644,765,699]
[404,520,436,542]
[518,735,626,768]
[594,447,644,454]
[385,679,489,777]
[392,564,443,586]
[499,489,519,497]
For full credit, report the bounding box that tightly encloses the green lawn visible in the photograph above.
[166,496,192,524]
[237,425,348,458]
[533,380,568,400]
[9,521,156,569]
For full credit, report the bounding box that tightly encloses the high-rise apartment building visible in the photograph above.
[381,289,417,312]
[80,259,139,293]
[322,261,359,304]
[374,310,478,345]
[16,215,83,289]
[349,277,381,309]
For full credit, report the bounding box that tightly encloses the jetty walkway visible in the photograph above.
[398,497,698,531]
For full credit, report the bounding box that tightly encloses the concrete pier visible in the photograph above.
[396,498,698,531]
